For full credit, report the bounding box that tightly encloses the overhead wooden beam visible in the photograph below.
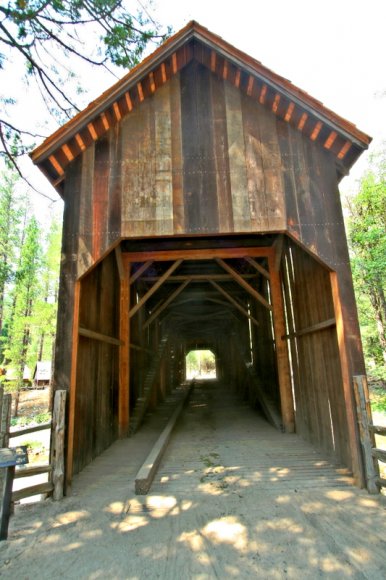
[129,260,153,285]
[143,279,190,329]
[142,273,257,283]
[129,260,183,319]
[268,255,295,433]
[79,326,123,346]
[216,259,272,311]
[209,280,259,327]
[244,257,270,280]
[123,247,274,264]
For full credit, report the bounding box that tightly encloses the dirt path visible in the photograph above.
[1,381,385,579]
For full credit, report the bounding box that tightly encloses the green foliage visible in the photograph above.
[0,169,61,413]
[10,411,51,428]
[0,1,170,172]
[371,384,386,415]
[347,149,386,377]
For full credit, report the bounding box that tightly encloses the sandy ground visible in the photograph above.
[1,382,386,579]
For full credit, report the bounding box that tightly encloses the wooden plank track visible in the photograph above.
[135,384,193,494]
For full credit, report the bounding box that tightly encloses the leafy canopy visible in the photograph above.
[0,1,170,181]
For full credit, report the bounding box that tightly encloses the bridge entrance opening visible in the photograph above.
[68,234,357,487]
[185,349,217,380]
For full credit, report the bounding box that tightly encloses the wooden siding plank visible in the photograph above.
[241,93,268,230]
[276,120,301,240]
[119,265,130,437]
[78,146,94,275]
[255,99,286,230]
[154,83,173,235]
[121,98,156,236]
[224,82,250,231]
[210,73,234,232]
[268,253,295,432]
[170,75,185,233]
[92,138,110,261]
[180,61,219,233]
[66,281,81,489]
[108,124,122,247]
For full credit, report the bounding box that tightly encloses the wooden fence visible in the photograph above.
[0,388,66,502]
[353,375,386,494]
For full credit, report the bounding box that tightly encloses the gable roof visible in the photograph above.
[31,21,371,193]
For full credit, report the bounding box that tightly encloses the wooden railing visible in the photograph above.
[1,389,66,503]
[353,375,385,493]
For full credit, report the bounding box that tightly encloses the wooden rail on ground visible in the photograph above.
[135,383,193,495]
[353,375,384,493]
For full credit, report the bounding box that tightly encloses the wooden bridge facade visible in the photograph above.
[31,22,372,490]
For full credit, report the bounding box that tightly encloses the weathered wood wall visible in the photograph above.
[53,57,365,483]
[73,251,120,475]
[281,240,351,466]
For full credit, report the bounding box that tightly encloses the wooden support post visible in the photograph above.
[330,272,364,487]
[52,390,67,500]
[129,260,183,319]
[119,264,130,437]
[143,279,190,329]
[66,281,81,491]
[0,394,11,448]
[268,255,295,433]
[209,280,260,327]
[352,375,379,494]
[0,464,15,541]
[216,259,272,311]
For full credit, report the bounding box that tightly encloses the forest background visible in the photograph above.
[0,1,385,420]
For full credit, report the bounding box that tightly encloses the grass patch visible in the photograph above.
[11,412,51,428]
[370,381,386,415]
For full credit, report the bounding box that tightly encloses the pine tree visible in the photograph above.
[0,169,23,338]
[5,215,41,416]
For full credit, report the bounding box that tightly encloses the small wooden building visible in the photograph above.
[31,22,371,489]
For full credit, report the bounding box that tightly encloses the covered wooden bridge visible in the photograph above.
[31,22,372,491]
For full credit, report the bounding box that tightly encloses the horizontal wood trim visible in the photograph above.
[130,343,154,355]
[372,448,386,463]
[79,327,123,346]
[15,464,53,479]
[370,425,386,436]
[12,482,54,502]
[9,422,52,438]
[123,247,275,263]
[282,318,336,339]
